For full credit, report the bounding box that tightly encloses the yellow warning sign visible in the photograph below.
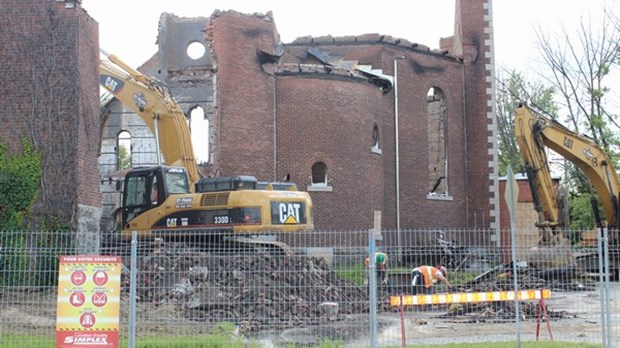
[56,255,121,348]
[390,289,551,307]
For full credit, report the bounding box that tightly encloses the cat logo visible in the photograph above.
[166,218,178,227]
[274,202,304,224]
[100,74,124,94]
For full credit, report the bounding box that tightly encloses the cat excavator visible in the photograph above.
[99,50,313,253]
[515,103,619,278]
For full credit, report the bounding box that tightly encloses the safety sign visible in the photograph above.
[56,255,121,348]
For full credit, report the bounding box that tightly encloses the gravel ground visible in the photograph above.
[345,283,620,347]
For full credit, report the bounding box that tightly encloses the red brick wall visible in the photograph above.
[275,75,386,231]
[391,53,469,231]
[204,0,494,234]
[0,0,101,224]
[75,6,102,209]
[460,0,496,229]
[209,11,279,180]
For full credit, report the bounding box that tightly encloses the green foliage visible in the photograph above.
[495,70,557,176]
[335,263,366,285]
[117,143,132,170]
[568,192,596,231]
[0,336,600,348]
[449,271,477,285]
[128,322,261,348]
[0,232,29,286]
[0,230,72,287]
[408,342,600,348]
[0,138,41,229]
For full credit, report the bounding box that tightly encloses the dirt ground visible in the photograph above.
[347,284,620,347]
[268,285,619,347]
[2,284,618,347]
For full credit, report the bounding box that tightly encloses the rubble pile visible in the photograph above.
[440,264,588,321]
[130,244,368,332]
[125,245,588,332]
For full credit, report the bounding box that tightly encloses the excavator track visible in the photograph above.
[100,233,294,258]
[229,236,294,257]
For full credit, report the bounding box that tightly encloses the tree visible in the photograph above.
[117,143,131,170]
[532,2,620,228]
[534,3,620,159]
[496,70,557,176]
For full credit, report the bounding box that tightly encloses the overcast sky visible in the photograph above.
[83,0,613,74]
[84,0,617,165]
[85,0,618,124]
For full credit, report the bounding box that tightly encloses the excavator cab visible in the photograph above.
[120,166,190,228]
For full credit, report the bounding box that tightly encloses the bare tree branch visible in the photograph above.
[533,2,620,155]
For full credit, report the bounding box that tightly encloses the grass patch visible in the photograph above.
[0,335,601,348]
[0,335,258,348]
[335,263,366,285]
[449,270,477,285]
[404,342,599,348]
[335,263,414,286]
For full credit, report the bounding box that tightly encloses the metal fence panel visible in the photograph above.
[0,228,617,347]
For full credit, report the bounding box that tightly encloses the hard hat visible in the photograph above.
[438,266,448,277]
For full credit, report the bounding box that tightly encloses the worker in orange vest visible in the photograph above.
[411,265,451,295]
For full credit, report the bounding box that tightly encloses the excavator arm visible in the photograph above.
[98,51,314,249]
[515,104,620,238]
[99,50,200,188]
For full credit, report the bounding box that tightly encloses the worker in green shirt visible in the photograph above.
[364,251,392,293]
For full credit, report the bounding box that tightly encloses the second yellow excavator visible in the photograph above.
[515,103,619,277]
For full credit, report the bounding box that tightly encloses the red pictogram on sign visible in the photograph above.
[70,291,86,307]
[80,312,96,328]
[92,271,109,286]
[92,291,108,307]
[71,271,87,286]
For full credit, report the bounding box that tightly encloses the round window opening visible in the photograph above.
[187,41,206,60]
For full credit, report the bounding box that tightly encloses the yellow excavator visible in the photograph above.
[99,50,313,251]
[515,103,619,277]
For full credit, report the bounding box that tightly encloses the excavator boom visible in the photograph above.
[515,104,620,230]
[515,104,620,277]
[99,50,200,187]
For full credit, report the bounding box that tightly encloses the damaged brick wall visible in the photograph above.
[458,0,499,235]
[98,0,497,241]
[0,0,101,240]
[208,10,281,180]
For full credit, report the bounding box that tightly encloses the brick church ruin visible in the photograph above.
[2,0,499,247]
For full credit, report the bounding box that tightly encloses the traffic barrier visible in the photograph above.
[389,288,551,306]
[389,289,553,346]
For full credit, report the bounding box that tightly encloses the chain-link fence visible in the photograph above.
[1,228,618,347]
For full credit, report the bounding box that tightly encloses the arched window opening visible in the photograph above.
[427,87,449,197]
[371,124,382,154]
[117,131,132,170]
[188,106,210,164]
[311,162,328,186]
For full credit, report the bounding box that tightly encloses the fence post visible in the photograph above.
[399,295,406,347]
[368,228,377,348]
[598,227,611,347]
[505,167,521,346]
[128,231,138,348]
